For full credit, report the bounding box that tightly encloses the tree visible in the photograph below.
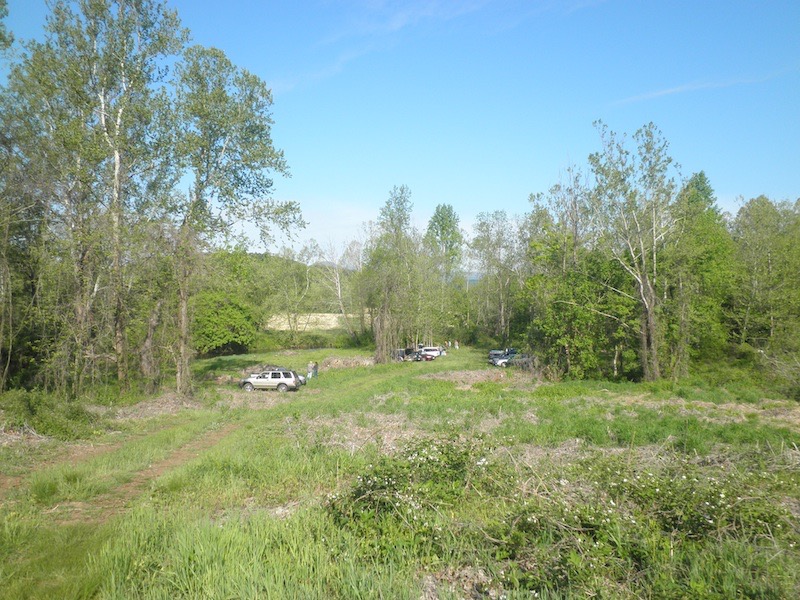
[0,0,186,395]
[422,204,463,339]
[192,291,256,356]
[0,0,12,51]
[364,185,421,361]
[588,122,679,380]
[314,240,364,342]
[662,172,734,377]
[171,45,302,395]
[520,180,638,379]
[729,196,792,346]
[263,245,319,344]
[58,0,186,386]
[470,210,527,343]
[425,204,463,282]
[729,196,800,396]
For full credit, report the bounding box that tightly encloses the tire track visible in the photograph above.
[51,421,242,523]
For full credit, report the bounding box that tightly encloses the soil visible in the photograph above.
[286,412,422,454]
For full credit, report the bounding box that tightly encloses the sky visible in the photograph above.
[4,0,800,251]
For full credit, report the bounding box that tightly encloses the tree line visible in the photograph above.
[0,0,302,396]
[1,2,798,399]
[329,125,799,396]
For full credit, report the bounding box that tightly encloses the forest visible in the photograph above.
[0,0,798,401]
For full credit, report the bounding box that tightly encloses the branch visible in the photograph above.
[553,300,634,331]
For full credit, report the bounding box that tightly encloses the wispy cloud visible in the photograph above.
[274,1,489,93]
[270,47,371,94]
[276,0,607,93]
[321,0,490,44]
[614,68,795,106]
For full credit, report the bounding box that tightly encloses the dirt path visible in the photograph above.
[1,435,129,499]
[50,421,241,524]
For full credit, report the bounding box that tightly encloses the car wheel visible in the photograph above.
[277,383,288,392]
[242,382,254,392]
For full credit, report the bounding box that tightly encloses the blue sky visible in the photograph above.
[5,0,800,250]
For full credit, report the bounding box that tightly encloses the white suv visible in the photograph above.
[239,369,302,392]
[420,346,444,358]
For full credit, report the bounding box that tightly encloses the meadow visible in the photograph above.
[1,347,799,599]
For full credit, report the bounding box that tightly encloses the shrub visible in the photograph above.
[0,389,98,440]
[192,291,257,356]
[487,453,800,597]
[326,435,501,560]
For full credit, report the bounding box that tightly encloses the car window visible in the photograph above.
[283,372,292,378]
[271,372,281,379]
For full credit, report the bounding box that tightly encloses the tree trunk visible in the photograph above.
[638,273,661,381]
[176,228,194,397]
[140,300,163,393]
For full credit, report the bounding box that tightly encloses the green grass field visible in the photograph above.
[2,347,799,598]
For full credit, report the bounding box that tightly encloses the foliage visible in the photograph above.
[0,390,98,440]
[327,435,502,559]
[2,352,800,598]
[191,291,256,356]
[363,185,427,362]
[489,454,799,598]
[0,0,797,396]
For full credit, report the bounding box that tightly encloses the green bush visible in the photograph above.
[327,435,502,560]
[487,453,800,597]
[0,389,98,440]
[192,291,257,356]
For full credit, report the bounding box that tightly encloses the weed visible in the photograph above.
[0,390,99,440]
[327,435,506,561]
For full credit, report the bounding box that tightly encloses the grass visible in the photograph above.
[1,346,799,598]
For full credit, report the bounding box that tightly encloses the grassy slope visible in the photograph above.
[1,347,799,599]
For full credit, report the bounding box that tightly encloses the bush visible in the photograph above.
[487,453,800,597]
[326,435,502,560]
[192,291,257,356]
[0,389,98,440]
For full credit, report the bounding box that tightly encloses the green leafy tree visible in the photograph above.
[423,204,464,341]
[0,0,185,395]
[364,185,421,361]
[730,196,800,395]
[729,196,796,346]
[0,0,12,51]
[262,245,320,344]
[588,122,679,380]
[523,192,637,379]
[192,291,256,356]
[313,240,365,342]
[470,210,527,343]
[662,172,734,377]
[172,45,302,395]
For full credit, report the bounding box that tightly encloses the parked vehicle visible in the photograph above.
[421,346,443,358]
[488,348,516,364]
[240,368,303,392]
[494,353,531,368]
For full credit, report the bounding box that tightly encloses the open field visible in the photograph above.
[2,347,800,598]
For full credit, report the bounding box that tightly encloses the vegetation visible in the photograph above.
[1,2,798,597]
[2,348,799,598]
[0,2,798,400]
